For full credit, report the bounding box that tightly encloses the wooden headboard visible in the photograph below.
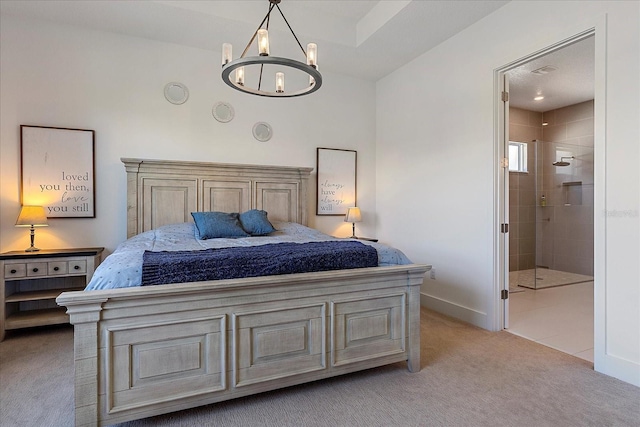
[122,158,313,238]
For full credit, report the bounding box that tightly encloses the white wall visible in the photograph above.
[376,1,639,386]
[0,16,377,255]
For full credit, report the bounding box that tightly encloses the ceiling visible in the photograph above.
[1,0,592,109]
[1,0,509,81]
[507,36,595,112]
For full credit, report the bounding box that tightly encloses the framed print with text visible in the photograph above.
[316,147,356,215]
[21,125,95,218]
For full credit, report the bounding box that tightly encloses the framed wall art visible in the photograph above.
[20,125,95,218]
[316,147,357,215]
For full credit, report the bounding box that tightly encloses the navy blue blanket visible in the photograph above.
[141,241,378,286]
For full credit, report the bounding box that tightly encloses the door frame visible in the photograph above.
[493,23,605,339]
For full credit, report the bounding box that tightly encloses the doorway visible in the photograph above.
[496,32,596,362]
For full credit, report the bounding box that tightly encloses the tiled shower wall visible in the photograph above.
[539,100,594,276]
[508,101,594,275]
[508,107,542,272]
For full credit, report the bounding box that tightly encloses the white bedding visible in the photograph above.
[86,222,412,290]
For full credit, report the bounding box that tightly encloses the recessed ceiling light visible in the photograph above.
[534,95,544,101]
[542,121,549,126]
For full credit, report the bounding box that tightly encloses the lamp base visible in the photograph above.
[24,226,41,252]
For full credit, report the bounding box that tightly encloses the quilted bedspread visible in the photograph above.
[86,222,412,290]
[141,240,378,286]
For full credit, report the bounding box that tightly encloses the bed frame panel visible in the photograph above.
[123,158,310,237]
[57,158,429,426]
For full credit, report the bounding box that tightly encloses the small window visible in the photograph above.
[508,141,528,172]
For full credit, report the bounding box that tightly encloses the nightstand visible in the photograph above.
[354,237,378,242]
[0,247,103,341]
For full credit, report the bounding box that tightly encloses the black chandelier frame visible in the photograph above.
[221,0,322,98]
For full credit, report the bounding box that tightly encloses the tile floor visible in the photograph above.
[509,268,594,290]
[507,280,594,363]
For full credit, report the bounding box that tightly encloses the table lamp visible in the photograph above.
[15,205,49,252]
[344,207,362,238]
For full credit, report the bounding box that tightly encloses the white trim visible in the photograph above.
[493,72,509,331]
[492,14,640,386]
[593,13,608,379]
[493,27,599,331]
[597,353,640,387]
[420,292,489,329]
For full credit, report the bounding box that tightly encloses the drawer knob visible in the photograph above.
[54,266,60,271]
[10,269,17,274]
[32,268,39,273]
[74,265,80,270]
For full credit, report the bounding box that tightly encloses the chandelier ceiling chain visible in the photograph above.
[221,0,322,98]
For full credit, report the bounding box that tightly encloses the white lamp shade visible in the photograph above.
[275,72,285,93]
[257,29,269,55]
[344,207,362,223]
[235,67,245,85]
[307,43,317,67]
[222,43,232,65]
[15,206,48,227]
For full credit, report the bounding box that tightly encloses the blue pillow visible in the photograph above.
[191,212,249,239]
[239,209,276,236]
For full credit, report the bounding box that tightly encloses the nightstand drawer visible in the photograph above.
[4,264,27,279]
[26,262,48,277]
[68,260,87,274]
[5,260,87,278]
[48,261,68,275]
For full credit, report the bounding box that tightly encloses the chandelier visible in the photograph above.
[221,0,322,98]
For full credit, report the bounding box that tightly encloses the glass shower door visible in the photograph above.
[534,141,594,289]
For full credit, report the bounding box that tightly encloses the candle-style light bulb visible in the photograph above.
[276,72,284,93]
[235,67,245,86]
[257,29,269,56]
[222,43,232,65]
[307,43,317,68]
[310,65,318,86]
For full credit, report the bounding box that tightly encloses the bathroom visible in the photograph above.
[509,101,594,289]
[505,36,595,361]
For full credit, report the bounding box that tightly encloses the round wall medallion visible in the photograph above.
[252,122,272,142]
[164,82,189,105]
[212,101,235,123]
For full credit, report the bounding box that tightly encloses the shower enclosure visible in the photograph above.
[509,139,594,290]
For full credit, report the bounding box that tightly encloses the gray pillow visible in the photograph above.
[191,211,249,239]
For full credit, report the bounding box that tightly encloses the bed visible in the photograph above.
[56,158,430,427]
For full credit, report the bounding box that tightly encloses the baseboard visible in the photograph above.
[595,352,640,387]
[420,292,490,330]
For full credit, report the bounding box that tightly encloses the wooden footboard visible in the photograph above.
[57,264,429,426]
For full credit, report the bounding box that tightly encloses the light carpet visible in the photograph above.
[1,308,638,427]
